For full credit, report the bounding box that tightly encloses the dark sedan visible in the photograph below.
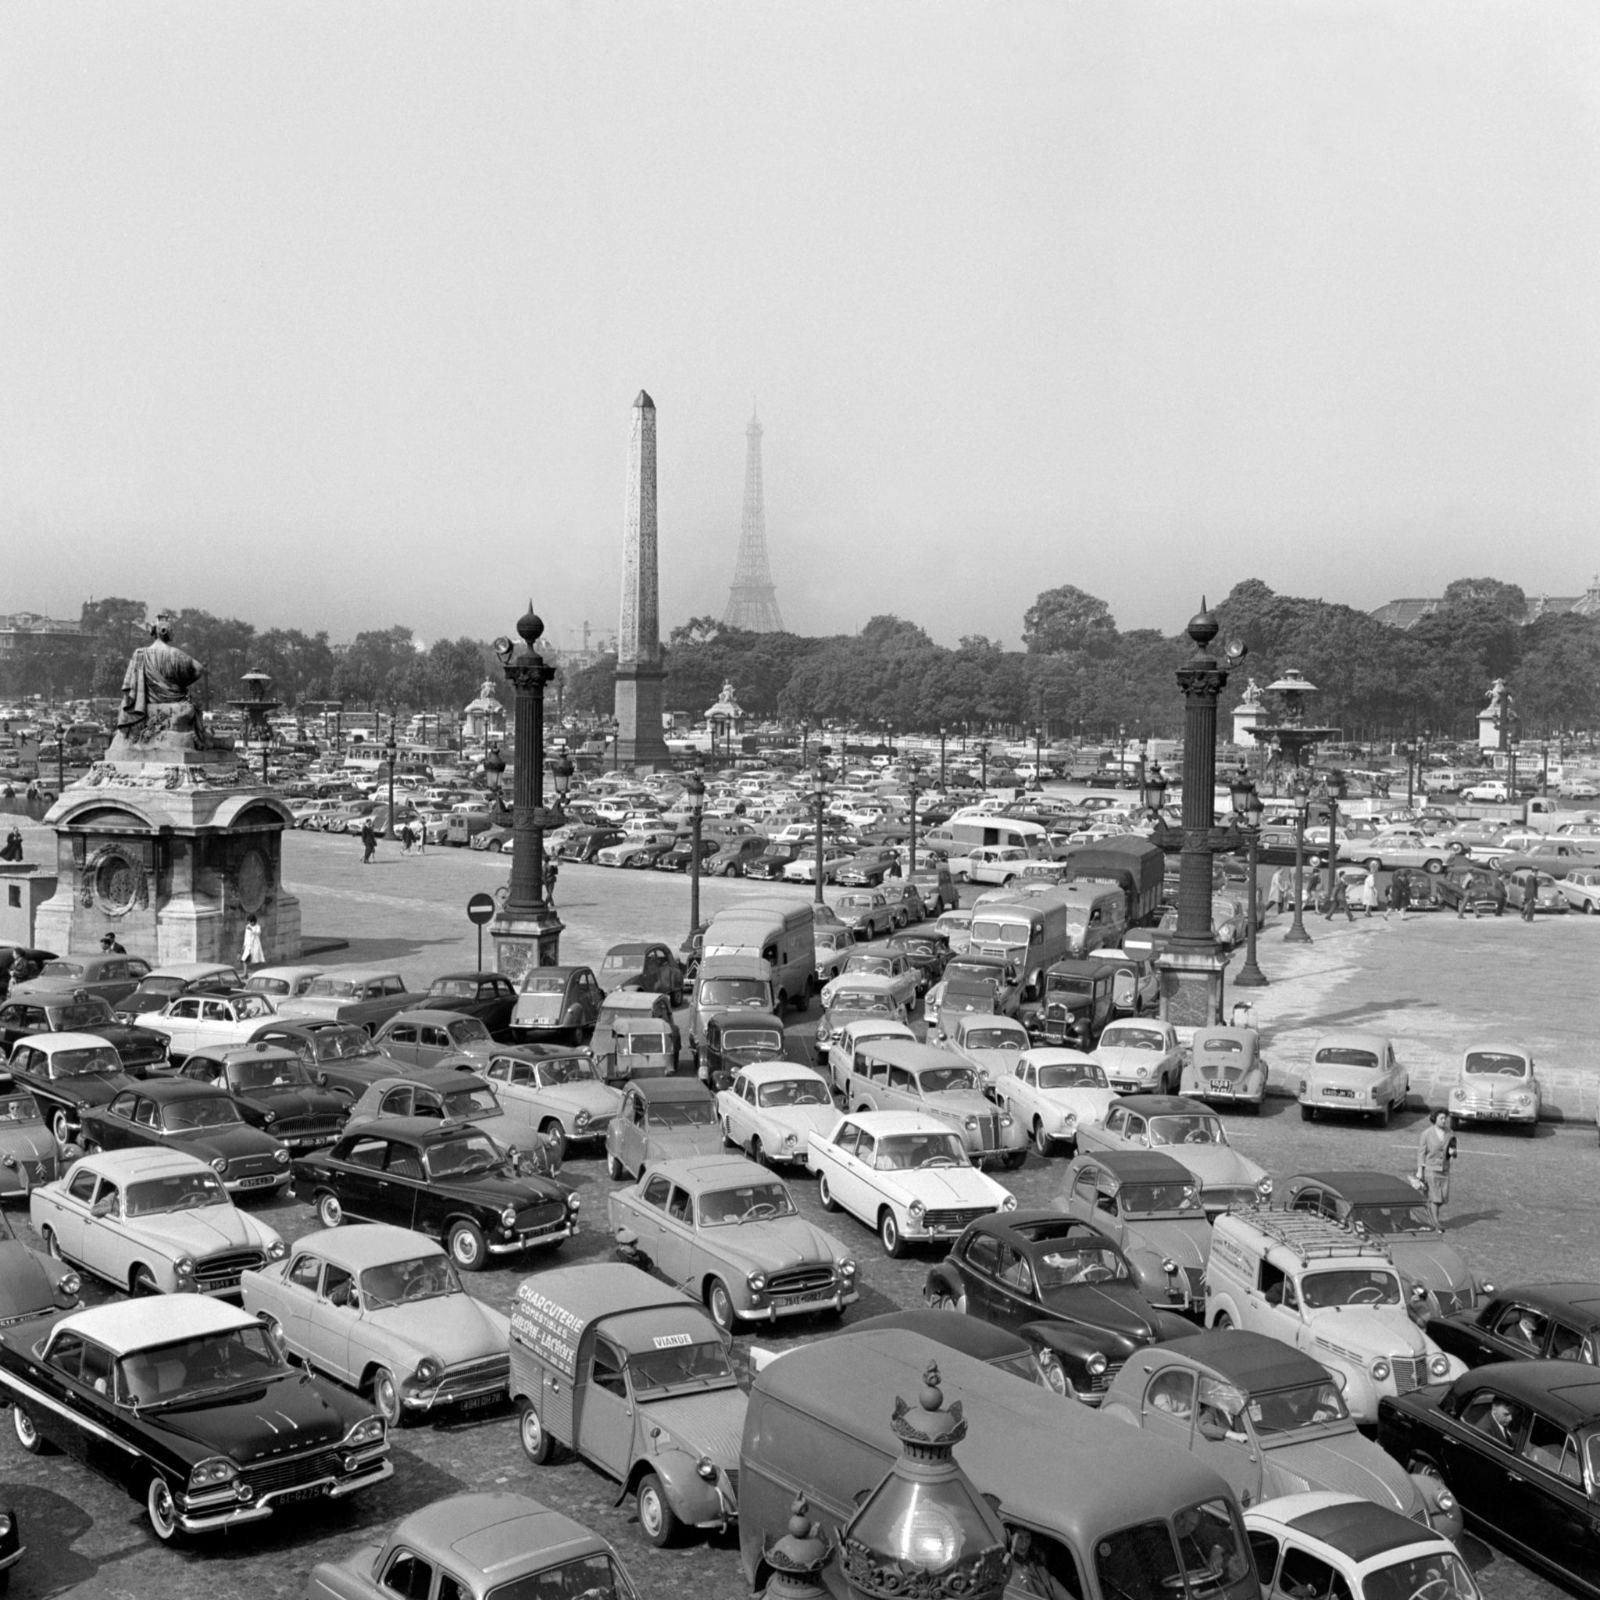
[747,842,805,880]
[417,971,520,1037]
[292,1116,579,1271]
[174,1042,350,1150]
[597,942,686,1006]
[110,973,241,1024]
[554,825,625,863]
[922,1210,1195,1404]
[653,838,719,873]
[1377,1361,1600,1596]
[78,1080,291,1195]
[1428,1283,1600,1370]
[884,933,949,992]
[0,996,169,1075]
[247,1019,406,1098]
[1438,866,1507,915]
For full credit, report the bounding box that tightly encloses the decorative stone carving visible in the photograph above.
[80,846,149,915]
[233,848,270,914]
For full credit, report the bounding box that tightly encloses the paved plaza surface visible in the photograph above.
[0,820,1596,1600]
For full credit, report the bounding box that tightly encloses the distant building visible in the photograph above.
[0,612,84,657]
[0,612,86,694]
[1371,580,1600,630]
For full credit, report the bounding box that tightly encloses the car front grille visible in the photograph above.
[1391,1355,1428,1394]
[1087,1359,1124,1396]
[195,1248,267,1294]
[241,1446,345,1500]
[513,1202,570,1235]
[434,1354,511,1402]
[921,1207,992,1233]
[767,1265,836,1297]
[271,1117,344,1146]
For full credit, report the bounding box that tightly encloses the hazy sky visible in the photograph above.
[3,1,1597,652]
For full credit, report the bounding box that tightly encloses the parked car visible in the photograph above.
[1438,864,1506,916]
[819,948,919,1013]
[1278,1170,1485,1321]
[1103,1333,1461,1537]
[783,847,854,885]
[174,1041,351,1149]
[813,926,855,983]
[1428,1283,1600,1370]
[835,849,900,888]
[945,1012,1032,1087]
[598,942,688,1005]
[274,969,419,1033]
[242,1223,511,1426]
[0,1091,66,1198]
[1076,1096,1273,1216]
[884,930,947,990]
[509,965,604,1043]
[1177,1025,1267,1112]
[716,1061,837,1167]
[608,1155,857,1331]
[292,1117,579,1270]
[605,1078,723,1180]
[371,1008,496,1070]
[1058,1151,1214,1317]
[30,1147,286,1296]
[241,964,325,1002]
[1336,831,1454,874]
[305,1492,636,1600]
[805,1109,1016,1257]
[415,970,520,1037]
[0,994,169,1075]
[1377,1361,1600,1595]
[1093,1019,1186,1097]
[829,890,897,940]
[932,907,974,954]
[1504,868,1569,914]
[814,975,910,1050]
[1297,1031,1410,1126]
[908,864,958,915]
[992,1049,1114,1155]
[5,952,153,1008]
[951,846,1033,885]
[470,1046,622,1158]
[6,1031,141,1145]
[0,1295,390,1540]
[247,1018,407,1098]
[340,1069,559,1169]
[77,1079,292,1194]
[1556,867,1600,912]
[923,1210,1194,1402]
[143,990,280,1062]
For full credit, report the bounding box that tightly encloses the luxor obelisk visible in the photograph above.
[613,390,672,769]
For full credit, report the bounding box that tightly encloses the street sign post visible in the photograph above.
[467,892,496,971]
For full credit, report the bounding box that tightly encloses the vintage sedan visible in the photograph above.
[945,1013,1031,1087]
[472,1047,622,1156]
[339,1070,559,1171]
[598,942,688,1005]
[0,1296,390,1541]
[416,970,519,1036]
[1058,1151,1214,1317]
[806,1110,1016,1258]
[782,847,854,884]
[1104,1333,1461,1537]
[175,1041,350,1149]
[5,951,153,1007]
[0,995,170,1075]
[77,1080,292,1194]
[242,1223,511,1426]
[830,890,897,940]
[815,976,910,1050]
[1076,1096,1273,1216]
[0,1092,66,1198]
[274,968,420,1033]
[1298,1032,1410,1126]
[609,1155,857,1331]
[246,1018,401,1098]
[699,1010,788,1091]
[1093,1018,1186,1097]
[242,964,326,1002]
[1505,868,1570,914]
[1437,865,1507,916]
[1446,1043,1543,1137]
[922,1211,1193,1403]
[1427,1283,1600,1370]
[820,950,920,1014]
[1178,1026,1268,1112]
[6,1031,141,1145]
[30,1147,286,1296]
[993,1049,1115,1156]
[0,1209,83,1317]
[372,1008,496,1069]
[509,965,604,1043]
[908,865,958,915]
[1377,1362,1600,1595]
[844,1043,1028,1169]
[716,1061,837,1167]
[1336,831,1454,874]
[605,1079,724,1181]
[813,926,855,984]
[884,931,947,990]
[293,1117,578,1270]
[306,1492,638,1600]
[1557,867,1600,912]
[143,989,279,1062]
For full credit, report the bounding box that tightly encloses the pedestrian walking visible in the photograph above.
[400,822,413,855]
[543,859,559,906]
[1416,1109,1457,1229]
[241,913,265,970]
[1268,865,1292,915]
[1323,872,1354,922]
[1386,872,1409,921]
[1520,879,1536,922]
[99,931,126,955]
[360,819,377,864]
[414,819,425,855]
[1354,870,1378,917]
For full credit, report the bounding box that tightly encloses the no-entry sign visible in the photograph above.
[467,892,496,925]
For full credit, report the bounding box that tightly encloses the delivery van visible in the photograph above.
[700,900,816,1012]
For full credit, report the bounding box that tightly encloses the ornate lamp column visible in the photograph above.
[841,1364,1011,1600]
[906,759,924,875]
[685,764,706,939]
[383,720,398,839]
[812,762,830,906]
[1230,765,1268,988]
[489,605,564,979]
[1285,774,1313,944]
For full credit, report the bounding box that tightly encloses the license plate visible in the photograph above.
[1209,1079,1234,1093]
[1322,1088,1354,1098]
[235,1174,279,1188]
[273,1484,329,1506]
[456,1391,503,1411]
[772,1288,833,1307]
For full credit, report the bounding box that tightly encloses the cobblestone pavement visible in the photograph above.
[0,823,1594,1600]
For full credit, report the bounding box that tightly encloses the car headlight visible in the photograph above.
[344,1416,385,1447]
[908,1199,926,1220]
[1255,1177,1273,1197]
[1371,1360,1391,1381]
[59,1271,81,1298]
[574,1109,590,1129]
[188,1457,238,1490]
[1449,1086,1464,1101]
[0,1513,11,1536]
[1087,1353,1108,1376]
[174,1256,196,1278]
[211,1157,228,1173]
[1429,1353,1451,1378]
[1162,1258,1179,1275]
[267,1239,287,1261]
[964,1116,978,1129]
[1435,1491,1456,1513]
[840,1258,857,1278]
[500,1205,518,1229]
[566,1191,581,1212]
[1001,1194,1018,1211]
[273,1148,290,1165]
[1411,1284,1429,1302]
[263,1110,276,1124]
[696,1456,717,1481]
[783,1131,798,1147]
[0,1156,13,1170]
[999,1115,1012,1128]
[747,1272,767,1293]
[1513,1093,1533,1107]
[414,1358,440,1384]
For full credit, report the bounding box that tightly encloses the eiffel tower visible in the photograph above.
[722,405,785,632]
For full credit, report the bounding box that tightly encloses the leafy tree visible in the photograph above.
[79,597,150,697]
[1023,585,1117,656]
[564,653,618,718]
[1515,613,1600,732]
[1441,578,1528,622]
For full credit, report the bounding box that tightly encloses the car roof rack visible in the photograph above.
[1239,1209,1392,1266]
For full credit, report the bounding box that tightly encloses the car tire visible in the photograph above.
[879,1208,906,1258]
[926,1286,967,1314]
[131,1265,160,1297]
[1424,859,1443,874]
[39,1225,60,1261]
[637,1471,680,1548]
[707,1278,737,1333]
[1375,1100,1390,1129]
[540,1121,567,1165]
[12,1405,52,1456]
[1449,1113,1462,1133]
[317,1192,343,1230]
[607,1152,627,1181]
[1212,1311,1234,1329]
[50,1109,73,1146]
[371,1365,404,1428]
[1002,1150,1026,1171]
[1032,1119,1053,1157]
[517,1398,552,1463]
[449,1221,488,1272]
[818,1174,838,1212]
[147,1474,181,1542]
[748,1136,765,1167]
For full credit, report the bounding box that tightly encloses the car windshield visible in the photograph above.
[1035,1244,1131,1289]
[163,1098,244,1130]
[1315,1047,1380,1068]
[0,1096,40,1124]
[1464,1051,1529,1077]
[645,1098,717,1128]
[125,1171,229,1214]
[1105,1028,1167,1051]
[963,1026,1027,1050]
[874,1133,968,1169]
[1248,1379,1350,1435]
[833,993,892,1015]
[1361,1552,1479,1600]
[359,1253,463,1308]
[40,961,85,978]
[1094,1500,1251,1600]
[702,979,770,1007]
[46,1046,123,1078]
[439,1087,500,1121]
[970,918,1029,946]
[58,1002,112,1028]
[1119,1182,1204,1217]
[1347,1202,1437,1236]
[306,979,359,998]
[917,1066,980,1094]
[622,1032,672,1055]
[698,1181,797,1224]
[424,1134,505,1178]
[1148,1115,1226,1148]
[228,1057,314,1091]
[1037,1062,1107,1089]
[757,1078,831,1108]
[311,1026,381,1062]
[487,1553,634,1600]
[118,1324,284,1406]
[1046,976,1095,997]
[627,1338,735,1394]
[849,957,894,976]
[1299,1268,1402,1308]
[448,1018,492,1043]
[539,1057,600,1085]
[723,1029,783,1053]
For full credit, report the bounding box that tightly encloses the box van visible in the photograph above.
[922,813,1049,855]
[701,900,816,1012]
[690,955,777,1065]
[964,898,1069,997]
[739,1327,1259,1600]
[1052,883,1129,956]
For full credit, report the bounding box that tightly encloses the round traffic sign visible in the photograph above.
[466,892,496,926]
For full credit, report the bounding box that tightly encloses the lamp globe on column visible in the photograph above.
[762,1494,836,1600]
[840,1364,1011,1600]
[484,744,508,817]
[1144,760,1168,821]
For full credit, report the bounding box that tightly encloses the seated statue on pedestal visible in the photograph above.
[109,612,218,754]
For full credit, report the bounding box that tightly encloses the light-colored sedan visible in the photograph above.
[31,1147,286,1296]
[813,927,855,983]
[783,848,854,884]
[1335,831,1454,874]
[1447,1043,1541,1134]
[471,1048,622,1154]
[242,966,326,1002]
[993,1049,1115,1155]
[1556,868,1600,912]
[1297,1030,1409,1126]
[241,1222,511,1426]
[829,891,898,941]
[820,949,919,1013]
[716,1061,838,1167]
[1093,1019,1186,1097]
[806,1110,1017,1257]
[144,990,279,1061]
[1178,1026,1268,1111]
[945,1013,1031,1087]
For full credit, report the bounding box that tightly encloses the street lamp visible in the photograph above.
[938,726,947,791]
[1141,760,1169,825]
[383,720,398,839]
[685,763,707,940]
[1230,764,1268,987]
[839,1364,1011,1600]
[484,744,508,818]
[811,762,830,906]
[52,720,65,793]
[906,759,925,875]
[1285,774,1313,945]
[977,740,991,793]
[761,1495,834,1600]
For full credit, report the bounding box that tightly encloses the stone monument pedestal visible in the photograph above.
[490,906,565,985]
[1156,944,1230,1029]
[613,662,671,770]
[36,755,301,966]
